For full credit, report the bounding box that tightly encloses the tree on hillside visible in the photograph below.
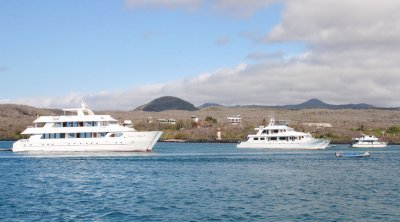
[386,126,400,135]
[261,118,268,126]
[205,116,217,124]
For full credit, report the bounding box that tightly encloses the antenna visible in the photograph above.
[81,100,86,109]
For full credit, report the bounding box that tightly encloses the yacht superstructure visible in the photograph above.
[351,135,387,148]
[237,117,330,149]
[12,102,163,152]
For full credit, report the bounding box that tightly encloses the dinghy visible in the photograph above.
[335,151,370,158]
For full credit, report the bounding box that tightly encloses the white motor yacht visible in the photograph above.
[351,135,387,148]
[237,117,330,149]
[12,102,163,152]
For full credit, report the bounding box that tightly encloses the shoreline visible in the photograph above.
[2,140,400,145]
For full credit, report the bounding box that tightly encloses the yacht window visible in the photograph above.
[60,133,65,138]
[273,130,279,133]
[93,133,97,138]
[253,137,259,141]
[109,133,122,137]
[85,122,96,127]
[68,133,76,138]
[279,137,286,141]
[260,137,265,140]
[36,123,45,128]
[79,122,84,127]
[99,132,107,138]
[262,130,267,134]
[54,122,62,127]
[73,122,78,127]
[270,137,277,141]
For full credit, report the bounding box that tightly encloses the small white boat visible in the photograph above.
[237,117,330,149]
[335,151,370,157]
[351,135,387,148]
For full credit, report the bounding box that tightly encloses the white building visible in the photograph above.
[190,116,199,123]
[302,123,333,128]
[157,119,177,125]
[227,115,242,125]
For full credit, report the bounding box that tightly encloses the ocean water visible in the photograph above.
[1,141,400,221]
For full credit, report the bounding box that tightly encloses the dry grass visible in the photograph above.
[2,104,400,143]
[106,107,400,143]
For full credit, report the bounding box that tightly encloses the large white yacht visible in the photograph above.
[351,135,387,148]
[12,102,163,152]
[237,117,330,149]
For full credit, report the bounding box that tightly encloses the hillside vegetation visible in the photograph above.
[2,104,400,144]
[0,104,60,140]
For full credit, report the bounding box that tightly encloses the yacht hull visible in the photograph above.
[237,140,330,149]
[12,131,163,152]
[351,143,387,148]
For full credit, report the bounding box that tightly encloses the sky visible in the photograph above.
[1,0,400,110]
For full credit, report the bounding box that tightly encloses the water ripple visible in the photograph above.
[1,142,400,221]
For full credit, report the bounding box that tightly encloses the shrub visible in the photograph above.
[387,126,400,134]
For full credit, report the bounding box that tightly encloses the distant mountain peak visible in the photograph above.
[198,103,223,109]
[285,98,375,109]
[135,96,198,112]
[134,97,377,112]
[304,98,325,104]
[297,98,330,108]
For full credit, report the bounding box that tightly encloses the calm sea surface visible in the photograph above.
[1,141,399,221]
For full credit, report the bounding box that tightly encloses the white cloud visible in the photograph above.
[266,0,400,50]
[8,55,400,110]
[246,51,283,61]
